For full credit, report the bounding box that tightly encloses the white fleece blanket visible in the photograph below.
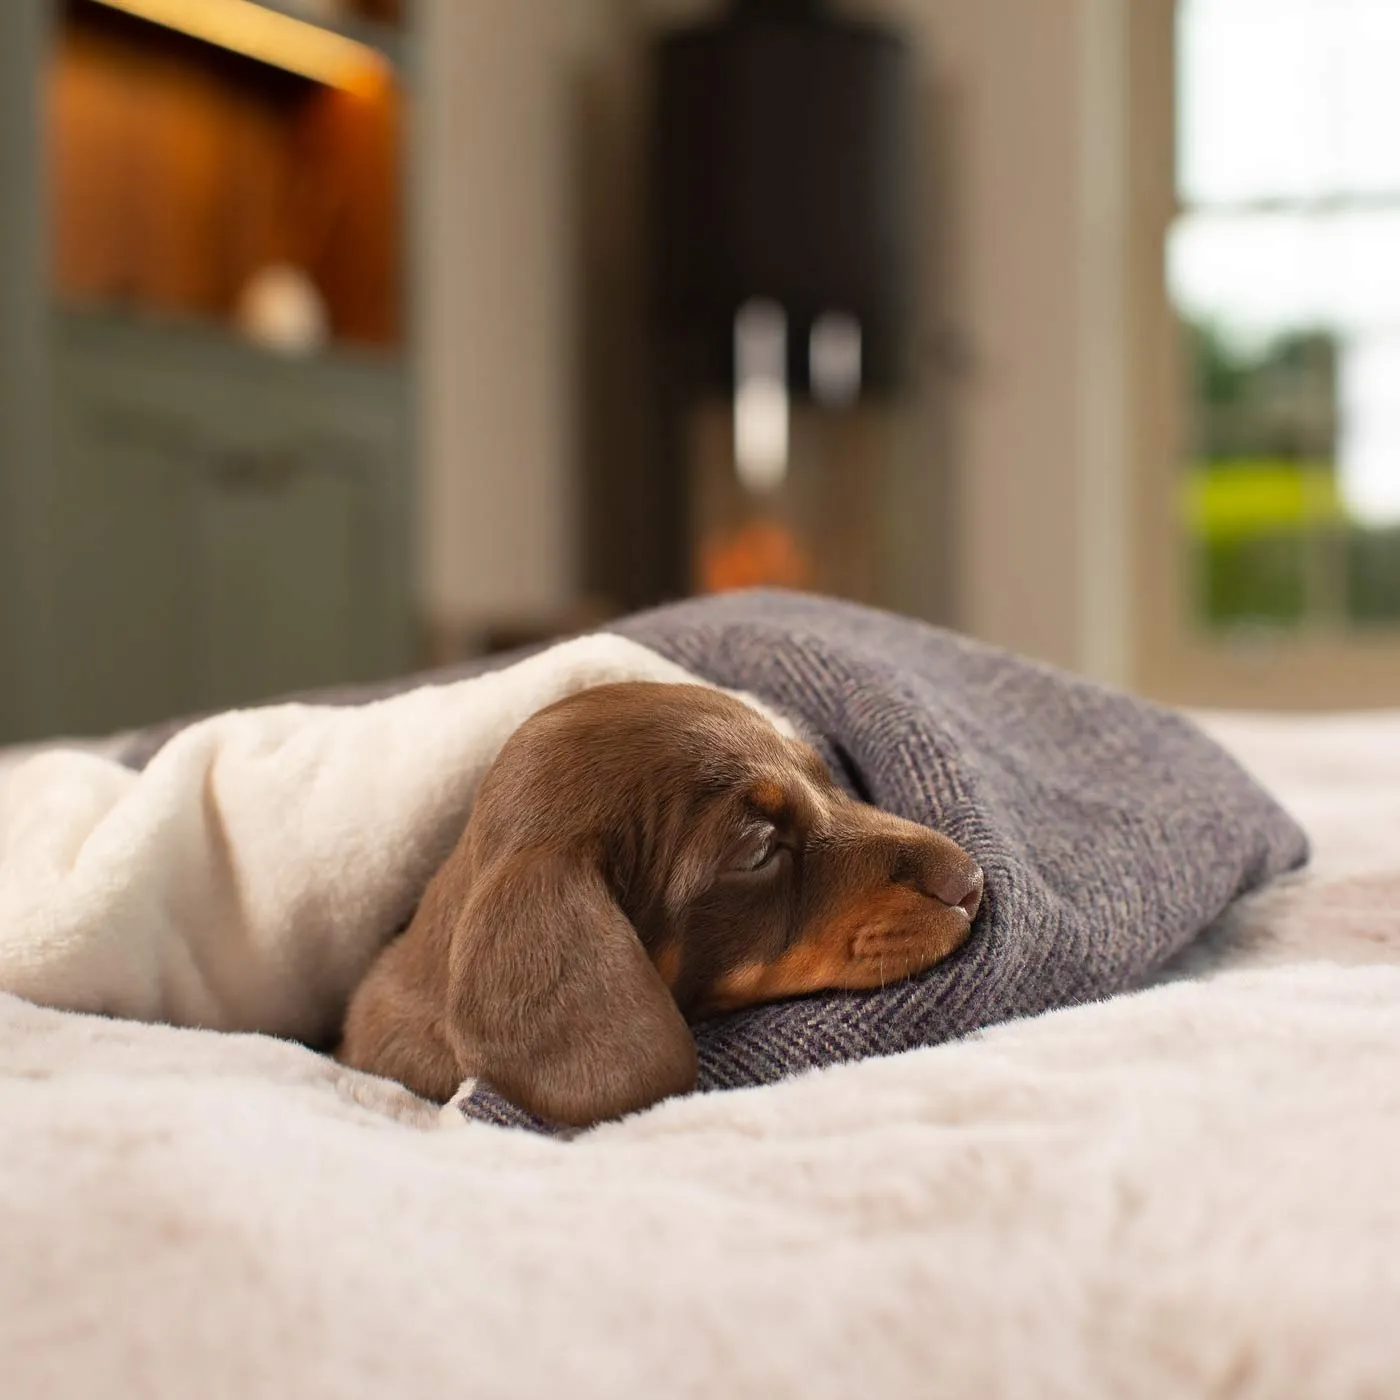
[0,635,777,1046]
[3,702,1400,1398]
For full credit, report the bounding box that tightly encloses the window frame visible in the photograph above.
[1129,0,1400,709]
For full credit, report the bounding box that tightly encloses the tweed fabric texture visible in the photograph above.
[462,591,1307,1128]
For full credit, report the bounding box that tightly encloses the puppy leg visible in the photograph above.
[338,937,463,1104]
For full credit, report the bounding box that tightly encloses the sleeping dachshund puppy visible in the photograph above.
[337,682,983,1126]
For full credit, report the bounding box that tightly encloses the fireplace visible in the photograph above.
[650,0,916,603]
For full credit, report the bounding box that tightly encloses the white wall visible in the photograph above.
[415,0,627,635]
[853,0,1131,681]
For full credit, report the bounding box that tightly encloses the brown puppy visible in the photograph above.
[338,682,983,1126]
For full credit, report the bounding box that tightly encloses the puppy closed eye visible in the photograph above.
[726,824,785,875]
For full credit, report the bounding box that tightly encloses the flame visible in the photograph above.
[698,519,813,594]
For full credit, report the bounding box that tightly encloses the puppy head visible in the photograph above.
[352,682,983,1127]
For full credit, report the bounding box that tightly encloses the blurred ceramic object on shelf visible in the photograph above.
[235,264,330,357]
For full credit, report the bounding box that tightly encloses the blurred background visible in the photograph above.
[2,0,1399,746]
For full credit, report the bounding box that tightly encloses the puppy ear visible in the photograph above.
[444,848,698,1127]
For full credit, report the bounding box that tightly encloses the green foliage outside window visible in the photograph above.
[1183,322,1400,627]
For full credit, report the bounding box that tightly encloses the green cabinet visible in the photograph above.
[0,2,417,745]
[42,312,413,736]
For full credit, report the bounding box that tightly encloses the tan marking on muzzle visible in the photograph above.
[709,885,972,1011]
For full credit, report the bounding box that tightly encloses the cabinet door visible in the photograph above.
[192,440,383,710]
[49,333,412,735]
[49,397,201,734]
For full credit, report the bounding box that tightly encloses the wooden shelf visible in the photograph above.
[71,0,410,90]
[250,0,405,71]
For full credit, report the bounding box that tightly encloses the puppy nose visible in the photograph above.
[883,825,985,921]
[919,855,983,919]
[943,863,984,920]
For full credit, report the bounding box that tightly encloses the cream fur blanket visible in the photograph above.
[3,707,1400,1397]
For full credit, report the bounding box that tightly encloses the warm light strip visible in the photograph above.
[88,0,391,94]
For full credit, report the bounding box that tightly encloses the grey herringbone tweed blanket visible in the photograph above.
[453,591,1307,1127]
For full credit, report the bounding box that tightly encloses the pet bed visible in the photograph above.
[0,592,1303,1128]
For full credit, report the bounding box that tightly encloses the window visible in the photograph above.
[1172,0,1400,634]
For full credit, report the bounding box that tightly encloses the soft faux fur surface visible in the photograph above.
[1,710,1399,1397]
